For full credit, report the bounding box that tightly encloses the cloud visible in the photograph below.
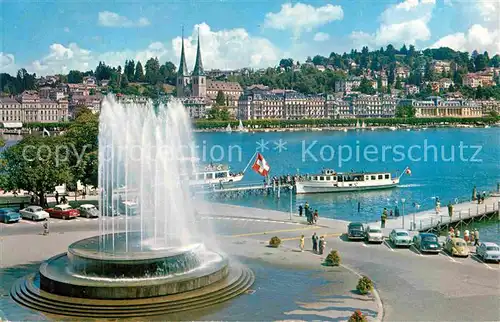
[0,52,17,73]
[22,23,282,76]
[350,0,435,49]
[264,2,343,37]
[98,11,150,28]
[431,0,499,54]
[313,32,330,42]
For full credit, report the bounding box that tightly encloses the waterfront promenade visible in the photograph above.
[373,196,500,234]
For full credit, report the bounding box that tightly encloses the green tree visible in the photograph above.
[121,74,129,89]
[279,58,294,69]
[124,60,135,82]
[135,61,145,82]
[356,78,376,95]
[0,136,72,206]
[145,57,161,85]
[215,90,226,105]
[67,70,84,83]
[474,54,488,71]
[395,77,402,90]
[207,106,230,120]
[395,105,416,118]
[159,61,176,85]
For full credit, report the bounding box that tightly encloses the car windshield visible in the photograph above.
[85,206,96,210]
[486,246,499,251]
[423,236,437,242]
[369,229,381,233]
[57,206,71,210]
[350,225,363,230]
[396,232,409,236]
[32,207,43,212]
[454,242,466,247]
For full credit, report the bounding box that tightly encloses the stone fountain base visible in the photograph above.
[10,233,254,318]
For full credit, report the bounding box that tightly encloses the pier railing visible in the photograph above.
[415,202,499,232]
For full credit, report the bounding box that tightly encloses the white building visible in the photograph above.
[0,91,68,123]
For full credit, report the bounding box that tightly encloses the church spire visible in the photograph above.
[192,28,204,76]
[177,26,189,76]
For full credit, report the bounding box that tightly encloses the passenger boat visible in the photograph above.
[295,167,410,194]
[189,164,244,186]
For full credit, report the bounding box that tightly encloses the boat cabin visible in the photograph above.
[308,169,392,183]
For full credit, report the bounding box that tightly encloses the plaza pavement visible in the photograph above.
[1,202,499,321]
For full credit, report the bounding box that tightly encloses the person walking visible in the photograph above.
[470,229,475,244]
[318,236,326,255]
[312,233,318,253]
[313,210,318,224]
[473,229,479,246]
[464,229,470,243]
[298,205,303,217]
[299,235,305,252]
[435,197,441,214]
[394,206,400,217]
[455,229,460,238]
[43,219,49,235]
[389,210,393,217]
[55,191,59,204]
[381,208,388,228]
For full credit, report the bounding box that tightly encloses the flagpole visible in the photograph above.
[242,150,258,174]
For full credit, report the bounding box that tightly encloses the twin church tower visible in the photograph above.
[176,30,206,98]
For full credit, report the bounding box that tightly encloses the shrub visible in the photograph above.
[348,310,367,322]
[356,276,374,295]
[269,236,281,247]
[325,250,341,266]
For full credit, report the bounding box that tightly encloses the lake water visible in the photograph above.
[194,127,500,243]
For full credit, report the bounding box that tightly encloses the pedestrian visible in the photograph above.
[318,236,326,255]
[312,233,318,253]
[477,193,481,204]
[298,204,303,217]
[447,201,453,218]
[389,210,393,217]
[313,210,318,224]
[55,191,59,204]
[435,197,441,214]
[464,229,470,243]
[299,235,305,252]
[381,208,388,228]
[473,229,479,246]
[472,185,477,201]
[43,219,49,235]
[470,229,475,244]
[455,229,460,238]
[394,206,400,217]
[481,192,485,204]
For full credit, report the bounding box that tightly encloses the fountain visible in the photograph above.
[11,96,254,318]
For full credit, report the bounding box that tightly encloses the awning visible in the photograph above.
[2,122,23,129]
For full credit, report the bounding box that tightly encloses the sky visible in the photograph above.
[0,0,499,76]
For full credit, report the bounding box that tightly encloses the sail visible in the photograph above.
[238,120,244,131]
[362,121,366,128]
[356,120,360,128]
[226,123,232,133]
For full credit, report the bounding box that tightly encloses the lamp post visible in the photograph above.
[289,186,293,221]
[401,198,406,229]
[413,203,420,231]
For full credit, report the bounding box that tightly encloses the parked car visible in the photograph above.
[78,204,99,218]
[444,238,470,257]
[119,200,138,216]
[476,242,500,262]
[365,225,384,243]
[46,204,79,220]
[389,229,411,247]
[19,206,50,221]
[413,233,440,253]
[0,208,21,223]
[347,222,365,240]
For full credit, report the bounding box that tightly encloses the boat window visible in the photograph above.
[325,176,330,181]
[206,173,214,179]
[319,176,324,181]
[197,174,204,180]
[385,174,390,179]
[215,172,227,178]
[378,175,383,179]
[365,176,369,180]
[333,176,337,180]
[371,175,376,180]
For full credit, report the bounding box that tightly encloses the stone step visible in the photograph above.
[11,267,255,318]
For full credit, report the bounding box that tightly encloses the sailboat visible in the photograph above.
[356,120,360,128]
[237,120,248,132]
[226,123,232,133]
[361,121,366,129]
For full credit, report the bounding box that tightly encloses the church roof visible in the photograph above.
[192,33,204,76]
[177,32,189,77]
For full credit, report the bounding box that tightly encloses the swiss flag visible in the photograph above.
[251,153,270,177]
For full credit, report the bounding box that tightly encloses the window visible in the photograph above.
[378,175,383,180]
[385,174,390,179]
[206,173,213,179]
[319,176,324,181]
[371,175,376,180]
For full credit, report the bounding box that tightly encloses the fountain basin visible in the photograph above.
[39,234,229,299]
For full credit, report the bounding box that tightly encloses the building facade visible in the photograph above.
[0,91,69,123]
[348,95,397,118]
[406,97,482,118]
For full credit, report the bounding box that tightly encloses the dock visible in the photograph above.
[377,195,499,234]
[194,181,293,197]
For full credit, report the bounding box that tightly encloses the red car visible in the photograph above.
[46,204,80,220]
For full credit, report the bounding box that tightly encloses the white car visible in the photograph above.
[19,206,50,221]
[365,225,384,244]
[476,242,500,262]
[389,229,412,247]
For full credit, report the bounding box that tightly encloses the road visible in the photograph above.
[1,209,499,322]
